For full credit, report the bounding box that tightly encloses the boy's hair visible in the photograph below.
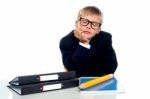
[77,6,103,19]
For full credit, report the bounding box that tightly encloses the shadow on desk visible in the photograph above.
[7,87,117,99]
[0,80,125,99]
[80,94,116,99]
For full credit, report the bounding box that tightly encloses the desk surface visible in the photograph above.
[0,80,126,99]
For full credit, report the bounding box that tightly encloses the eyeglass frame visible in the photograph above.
[78,17,102,30]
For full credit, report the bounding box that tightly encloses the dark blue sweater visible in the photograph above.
[59,30,118,77]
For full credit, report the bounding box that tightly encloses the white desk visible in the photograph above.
[0,80,125,99]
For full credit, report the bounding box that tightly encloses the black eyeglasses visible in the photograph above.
[79,17,101,30]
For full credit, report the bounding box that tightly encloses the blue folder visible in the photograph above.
[79,77,124,93]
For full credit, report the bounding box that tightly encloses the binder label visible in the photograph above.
[40,75,58,81]
[43,84,62,91]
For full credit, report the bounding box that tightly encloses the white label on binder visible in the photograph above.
[40,75,59,81]
[43,84,62,91]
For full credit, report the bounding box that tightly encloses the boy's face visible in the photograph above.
[75,13,102,39]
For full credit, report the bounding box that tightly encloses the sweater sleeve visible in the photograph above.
[102,34,118,74]
[59,37,91,71]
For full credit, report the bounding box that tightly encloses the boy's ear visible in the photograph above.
[75,20,78,26]
[96,27,101,34]
[75,20,78,28]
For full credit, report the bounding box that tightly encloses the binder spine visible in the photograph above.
[62,79,79,89]
[20,79,79,95]
[22,84,43,95]
[59,71,76,80]
[18,71,76,85]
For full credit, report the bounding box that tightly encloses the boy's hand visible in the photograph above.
[74,31,90,44]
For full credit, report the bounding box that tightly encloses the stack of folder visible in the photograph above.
[8,71,79,95]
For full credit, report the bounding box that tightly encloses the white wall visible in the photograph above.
[0,0,150,88]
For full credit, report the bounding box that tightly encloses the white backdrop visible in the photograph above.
[0,1,150,97]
